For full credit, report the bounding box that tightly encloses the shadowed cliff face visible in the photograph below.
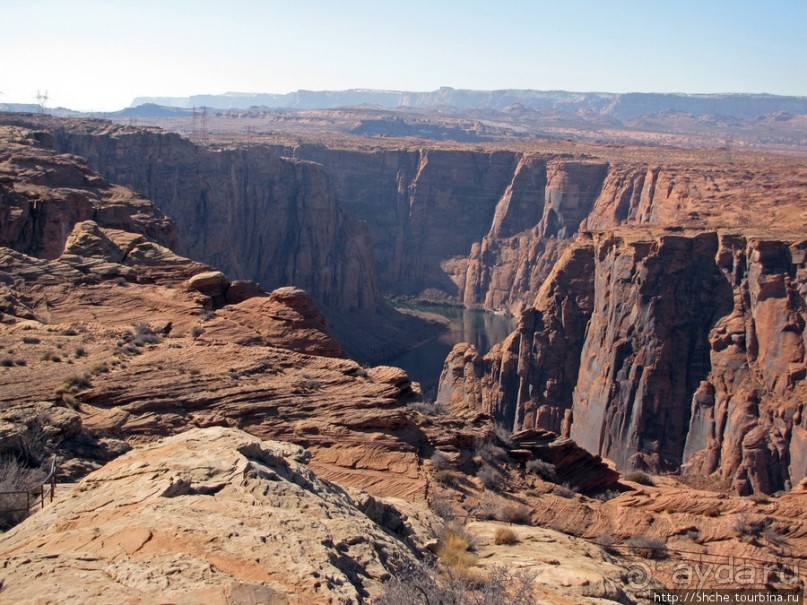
[51,127,382,317]
[438,230,807,494]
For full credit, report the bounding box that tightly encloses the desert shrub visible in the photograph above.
[626,535,668,559]
[0,358,14,367]
[594,534,617,553]
[59,374,92,392]
[594,489,621,502]
[625,471,655,486]
[430,498,457,521]
[734,514,769,539]
[553,483,576,499]
[378,562,535,605]
[21,336,40,344]
[92,363,109,374]
[60,328,78,336]
[437,524,477,571]
[494,527,519,545]
[434,470,464,489]
[74,347,87,358]
[476,441,508,465]
[0,458,47,530]
[526,459,556,482]
[190,325,204,338]
[430,450,452,471]
[295,378,321,390]
[473,494,502,520]
[408,400,446,416]
[497,502,532,525]
[750,493,771,505]
[14,359,26,366]
[40,351,61,362]
[477,464,504,490]
[762,525,789,547]
[494,423,513,447]
[132,323,159,346]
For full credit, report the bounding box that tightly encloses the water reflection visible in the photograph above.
[385,302,517,396]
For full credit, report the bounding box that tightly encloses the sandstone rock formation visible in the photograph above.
[439,230,807,494]
[0,114,442,361]
[0,427,423,604]
[269,140,807,318]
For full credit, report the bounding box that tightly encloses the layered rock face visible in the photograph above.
[276,143,806,318]
[439,230,807,494]
[44,122,382,316]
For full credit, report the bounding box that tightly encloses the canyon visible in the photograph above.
[0,110,805,601]
[7,111,806,495]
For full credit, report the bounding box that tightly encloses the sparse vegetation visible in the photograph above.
[594,533,617,553]
[54,374,92,405]
[625,471,655,486]
[750,493,771,505]
[526,458,556,482]
[21,336,40,344]
[0,458,47,530]
[473,493,503,520]
[553,483,576,499]
[496,502,532,525]
[378,562,535,605]
[733,514,769,539]
[74,347,87,358]
[434,469,464,489]
[762,525,788,547]
[40,351,61,362]
[493,527,519,545]
[475,441,508,465]
[594,489,620,502]
[430,498,457,521]
[191,325,204,338]
[132,323,160,347]
[626,535,669,559]
[60,328,78,336]
[494,423,513,447]
[1,358,14,367]
[477,463,504,490]
[437,524,477,571]
[430,450,452,471]
[408,400,446,417]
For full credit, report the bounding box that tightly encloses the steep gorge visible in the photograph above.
[7,113,805,494]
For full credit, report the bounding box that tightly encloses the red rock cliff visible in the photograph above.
[439,229,807,494]
[48,124,383,317]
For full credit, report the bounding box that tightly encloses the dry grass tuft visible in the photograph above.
[493,527,519,545]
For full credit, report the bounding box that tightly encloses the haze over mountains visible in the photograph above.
[130,87,807,119]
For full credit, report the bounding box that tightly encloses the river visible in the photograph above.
[384,302,518,396]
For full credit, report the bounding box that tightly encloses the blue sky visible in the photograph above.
[1,0,805,111]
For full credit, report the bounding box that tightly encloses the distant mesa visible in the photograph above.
[130,87,807,119]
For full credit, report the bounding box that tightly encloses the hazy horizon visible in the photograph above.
[2,0,805,112]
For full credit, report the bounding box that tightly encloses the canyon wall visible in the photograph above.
[438,230,807,494]
[49,125,382,316]
[280,144,795,316]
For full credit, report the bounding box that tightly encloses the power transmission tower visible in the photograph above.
[35,90,49,113]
